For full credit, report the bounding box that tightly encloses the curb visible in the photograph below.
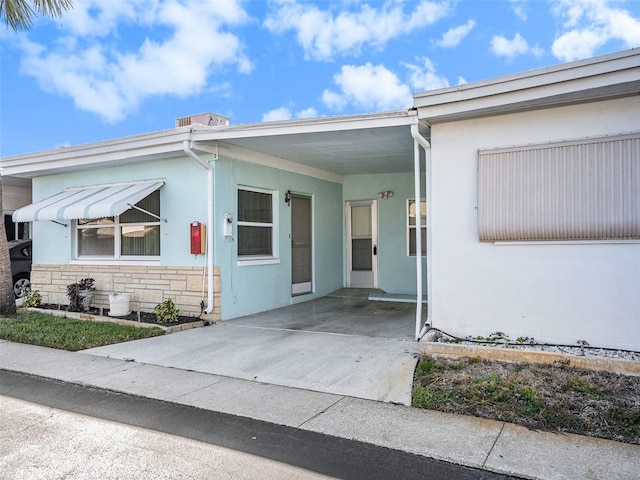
[25,307,209,334]
[419,342,640,377]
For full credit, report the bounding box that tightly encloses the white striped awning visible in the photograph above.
[13,179,165,222]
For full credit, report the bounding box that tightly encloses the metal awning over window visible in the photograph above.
[12,179,165,223]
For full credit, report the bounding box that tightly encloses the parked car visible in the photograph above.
[9,239,32,298]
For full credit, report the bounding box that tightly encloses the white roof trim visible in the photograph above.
[414,48,640,123]
[13,179,165,222]
[1,110,415,178]
[190,110,414,141]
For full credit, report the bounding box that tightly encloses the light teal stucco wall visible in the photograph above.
[28,152,422,320]
[214,157,344,320]
[30,157,210,267]
[343,172,427,296]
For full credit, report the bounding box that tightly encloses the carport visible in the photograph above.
[227,289,418,341]
[189,109,432,339]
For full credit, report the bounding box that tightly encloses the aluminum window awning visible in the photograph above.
[12,179,165,223]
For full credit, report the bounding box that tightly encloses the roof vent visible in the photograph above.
[175,112,230,128]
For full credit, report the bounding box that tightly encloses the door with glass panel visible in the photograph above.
[291,194,312,296]
[346,200,378,288]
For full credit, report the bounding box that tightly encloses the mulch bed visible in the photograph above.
[37,303,203,327]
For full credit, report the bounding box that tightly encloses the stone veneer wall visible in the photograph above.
[30,264,221,321]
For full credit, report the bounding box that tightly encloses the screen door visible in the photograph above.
[346,200,378,288]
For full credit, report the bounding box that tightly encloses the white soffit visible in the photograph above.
[191,112,418,176]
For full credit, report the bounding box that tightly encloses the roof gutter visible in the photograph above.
[183,139,216,315]
[410,113,431,340]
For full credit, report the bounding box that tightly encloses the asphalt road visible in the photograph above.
[1,371,516,479]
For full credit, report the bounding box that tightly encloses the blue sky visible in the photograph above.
[1,0,639,157]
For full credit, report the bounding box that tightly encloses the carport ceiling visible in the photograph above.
[221,125,416,176]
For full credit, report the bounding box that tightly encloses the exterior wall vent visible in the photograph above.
[175,112,230,128]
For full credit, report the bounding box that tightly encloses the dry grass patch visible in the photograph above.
[413,355,640,445]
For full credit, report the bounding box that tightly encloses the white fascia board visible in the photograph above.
[414,48,640,123]
[190,110,415,141]
[1,128,192,177]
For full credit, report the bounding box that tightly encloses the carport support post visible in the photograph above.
[411,121,431,340]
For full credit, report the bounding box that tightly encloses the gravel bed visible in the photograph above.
[429,330,640,362]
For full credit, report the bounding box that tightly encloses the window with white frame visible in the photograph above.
[408,199,426,256]
[237,187,276,259]
[4,214,30,241]
[76,190,161,258]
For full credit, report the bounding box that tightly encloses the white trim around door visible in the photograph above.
[346,199,378,288]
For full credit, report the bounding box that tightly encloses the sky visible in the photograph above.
[1,0,639,158]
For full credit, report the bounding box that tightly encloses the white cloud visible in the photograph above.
[261,106,318,122]
[60,0,139,37]
[262,107,293,122]
[17,0,252,122]
[435,20,475,47]
[509,0,529,21]
[322,63,413,111]
[403,57,450,91]
[490,33,543,59]
[264,0,451,61]
[297,107,318,118]
[551,0,640,61]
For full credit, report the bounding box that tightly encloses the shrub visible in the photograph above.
[153,298,180,323]
[67,278,96,312]
[22,290,42,308]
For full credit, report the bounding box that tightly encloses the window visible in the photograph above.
[76,190,160,258]
[478,133,640,242]
[408,199,426,256]
[238,187,276,260]
[4,214,30,241]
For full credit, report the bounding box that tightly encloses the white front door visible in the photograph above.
[346,200,378,288]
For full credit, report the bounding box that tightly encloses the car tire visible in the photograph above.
[13,274,31,299]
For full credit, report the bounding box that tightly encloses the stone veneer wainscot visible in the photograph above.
[30,264,221,321]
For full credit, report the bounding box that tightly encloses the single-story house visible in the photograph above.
[2,48,639,351]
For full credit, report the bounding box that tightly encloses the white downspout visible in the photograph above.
[410,119,431,340]
[183,139,215,314]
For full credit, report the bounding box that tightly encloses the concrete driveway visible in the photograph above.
[83,291,421,405]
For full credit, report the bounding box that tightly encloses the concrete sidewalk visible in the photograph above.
[1,340,639,480]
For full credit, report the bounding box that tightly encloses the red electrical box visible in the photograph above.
[190,221,206,255]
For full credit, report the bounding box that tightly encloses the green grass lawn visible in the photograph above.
[0,310,164,351]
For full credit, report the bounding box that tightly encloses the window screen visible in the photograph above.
[238,188,274,257]
[478,133,640,242]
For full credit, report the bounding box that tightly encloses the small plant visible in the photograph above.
[577,339,590,355]
[553,358,572,368]
[66,278,96,312]
[563,375,602,397]
[153,298,181,323]
[487,331,510,343]
[516,336,536,345]
[468,332,511,344]
[22,290,42,308]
